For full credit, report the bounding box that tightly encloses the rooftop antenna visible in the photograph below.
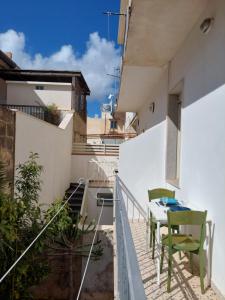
[107,67,120,94]
[103,11,126,40]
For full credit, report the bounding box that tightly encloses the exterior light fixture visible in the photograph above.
[149,102,155,113]
[200,18,214,34]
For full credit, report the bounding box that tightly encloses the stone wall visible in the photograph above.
[73,111,87,143]
[0,107,15,193]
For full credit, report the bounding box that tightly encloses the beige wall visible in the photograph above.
[7,81,72,110]
[87,113,135,144]
[15,111,73,206]
[87,115,125,136]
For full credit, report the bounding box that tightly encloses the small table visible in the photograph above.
[147,200,169,285]
[147,200,212,286]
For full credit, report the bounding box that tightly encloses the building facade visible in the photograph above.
[116,0,225,297]
[87,111,136,145]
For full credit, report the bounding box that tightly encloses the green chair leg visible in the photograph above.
[190,252,194,274]
[167,250,172,293]
[179,251,182,260]
[150,223,153,248]
[160,245,165,273]
[176,227,182,260]
[152,229,155,259]
[199,252,205,294]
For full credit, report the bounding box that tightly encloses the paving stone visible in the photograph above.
[130,221,219,300]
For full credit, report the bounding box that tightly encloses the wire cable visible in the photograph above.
[75,197,105,300]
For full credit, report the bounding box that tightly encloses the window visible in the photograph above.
[35,85,44,90]
[110,120,117,129]
[97,192,113,207]
[166,93,182,186]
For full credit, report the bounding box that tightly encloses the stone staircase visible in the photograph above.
[65,182,85,219]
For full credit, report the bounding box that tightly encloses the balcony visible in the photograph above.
[114,175,219,299]
[72,143,120,157]
[0,104,61,126]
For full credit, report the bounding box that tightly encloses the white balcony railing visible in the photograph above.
[114,175,147,300]
[72,143,119,156]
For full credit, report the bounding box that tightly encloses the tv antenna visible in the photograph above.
[103,11,126,40]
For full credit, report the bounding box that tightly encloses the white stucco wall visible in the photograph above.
[87,188,113,225]
[119,123,166,210]
[7,81,72,110]
[118,0,225,296]
[71,155,119,182]
[15,111,73,206]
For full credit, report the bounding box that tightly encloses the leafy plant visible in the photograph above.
[0,153,103,299]
[0,160,7,192]
[44,103,61,126]
[47,214,103,300]
[0,153,46,299]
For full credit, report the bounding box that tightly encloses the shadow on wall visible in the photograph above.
[81,228,114,300]
[5,82,72,110]
[30,241,82,299]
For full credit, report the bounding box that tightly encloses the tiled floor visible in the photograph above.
[130,221,219,300]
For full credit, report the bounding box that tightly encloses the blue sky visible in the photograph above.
[0,0,121,116]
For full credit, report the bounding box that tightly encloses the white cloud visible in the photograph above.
[0,29,121,100]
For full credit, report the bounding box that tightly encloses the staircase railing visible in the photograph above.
[114,174,147,300]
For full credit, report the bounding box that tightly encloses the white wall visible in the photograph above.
[7,81,72,110]
[87,188,113,225]
[15,111,73,206]
[137,69,168,134]
[118,0,225,296]
[71,155,118,182]
[119,122,166,210]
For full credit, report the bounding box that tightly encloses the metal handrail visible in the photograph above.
[117,176,147,220]
[114,175,147,300]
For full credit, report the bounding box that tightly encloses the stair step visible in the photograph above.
[70,182,85,189]
[66,189,84,195]
[66,195,83,200]
[69,201,82,205]
[63,182,86,217]
[70,208,80,212]
[70,203,81,208]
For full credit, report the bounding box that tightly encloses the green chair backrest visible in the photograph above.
[148,188,175,201]
[167,211,207,226]
[167,210,207,249]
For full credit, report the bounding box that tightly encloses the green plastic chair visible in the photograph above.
[148,188,177,259]
[160,210,207,293]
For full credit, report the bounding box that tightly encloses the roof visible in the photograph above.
[0,50,19,69]
[0,69,90,95]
